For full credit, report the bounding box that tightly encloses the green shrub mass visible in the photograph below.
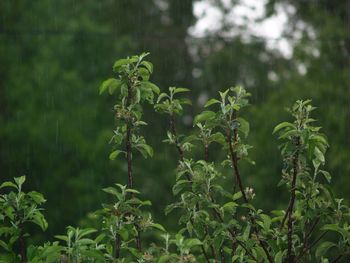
[1,54,350,262]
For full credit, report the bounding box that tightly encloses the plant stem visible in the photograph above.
[169,114,191,181]
[126,126,133,189]
[136,225,142,251]
[287,138,300,263]
[225,112,274,263]
[226,111,247,202]
[114,234,121,258]
[300,217,319,262]
[170,114,184,160]
[204,144,209,162]
[126,82,133,189]
[332,255,343,263]
[220,247,225,263]
[125,81,142,252]
[296,231,328,262]
[211,203,258,262]
[19,229,27,263]
[200,244,211,263]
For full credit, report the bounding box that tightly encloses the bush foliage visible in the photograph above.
[1,54,349,262]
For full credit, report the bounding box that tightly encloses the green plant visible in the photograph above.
[0,176,47,262]
[1,53,350,262]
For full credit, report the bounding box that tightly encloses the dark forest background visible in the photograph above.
[1,0,349,241]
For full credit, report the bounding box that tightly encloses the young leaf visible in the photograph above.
[314,146,325,163]
[141,81,160,95]
[99,78,121,95]
[237,117,250,137]
[0,181,17,189]
[193,111,215,125]
[204,98,220,108]
[109,150,122,160]
[14,176,26,188]
[141,60,153,73]
[272,122,295,134]
[113,58,132,72]
[173,87,190,94]
[151,223,166,232]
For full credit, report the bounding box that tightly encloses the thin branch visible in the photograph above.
[296,231,329,262]
[136,225,142,251]
[19,226,27,263]
[220,247,225,263]
[204,144,209,162]
[225,111,274,263]
[126,83,133,189]
[226,126,247,202]
[287,138,300,262]
[200,245,211,263]
[114,234,121,258]
[332,255,343,263]
[300,217,320,262]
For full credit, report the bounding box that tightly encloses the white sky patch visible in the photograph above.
[189,0,296,58]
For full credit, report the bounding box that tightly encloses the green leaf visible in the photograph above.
[322,224,350,239]
[79,228,97,238]
[173,87,190,94]
[158,255,172,263]
[140,81,160,94]
[54,235,68,242]
[80,250,105,261]
[126,247,142,258]
[14,176,25,188]
[125,188,140,194]
[0,181,17,189]
[184,238,202,248]
[222,202,237,213]
[193,111,215,125]
[141,61,153,73]
[113,58,132,72]
[179,98,192,105]
[172,180,189,195]
[316,241,336,259]
[232,191,243,201]
[151,223,166,232]
[278,129,299,139]
[274,251,284,263]
[99,78,122,95]
[310,134,329,146]
[102,187,122,200]
[156,93,169,103]
[204,98,220,108]
[28,191,46,204]
[109,150,122,160]
[314,146,325,163]
[31,213,48,231]
[237,117,249,137]
[255,246,267,261]
[319,170,331,183]
[119,227,129,240]
[136,144,153,158]
[260,214,272,230]
[138,67,150,80]
[272,122,295,134]
[209,132,226,145]
[0,240,9,251]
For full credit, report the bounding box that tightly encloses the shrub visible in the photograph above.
[1,53,349,262]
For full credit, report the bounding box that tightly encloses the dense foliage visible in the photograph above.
[1,54,349,262]
[1,1,350,244]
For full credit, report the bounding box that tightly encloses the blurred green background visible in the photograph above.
[1,0,349,241]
